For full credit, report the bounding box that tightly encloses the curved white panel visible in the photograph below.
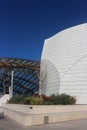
[41,23,87,104]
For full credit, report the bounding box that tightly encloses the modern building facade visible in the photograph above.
[0,57,40,95]
[41,23,87,104]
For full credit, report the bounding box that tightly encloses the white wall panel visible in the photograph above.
[41,23,87,104]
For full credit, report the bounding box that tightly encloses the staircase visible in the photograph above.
[0,94,10,106]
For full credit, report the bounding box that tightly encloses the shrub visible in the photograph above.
[42,100,54,105]
[23,97,31,105]
[50,94,76,105]
[8,94,76,105]
[8,95,29,104]
[50,94,60,105]
[29,96,44,105]
[41,94,51,101]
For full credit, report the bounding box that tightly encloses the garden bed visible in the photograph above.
[1,104,87,126]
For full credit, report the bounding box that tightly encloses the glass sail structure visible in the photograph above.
[0,57,40,95]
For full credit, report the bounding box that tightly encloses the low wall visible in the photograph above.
[1,104,87,126]
[1,104,87,114]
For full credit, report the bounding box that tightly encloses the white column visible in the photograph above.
[10,70,14,98]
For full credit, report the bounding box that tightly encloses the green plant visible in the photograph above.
[8,95,29,104]
[30,96,44,105]
[8,93,76,105]
[50,94,60,105]
[23,97,31,105]
[42,100,54,105]
[50,94,76,105]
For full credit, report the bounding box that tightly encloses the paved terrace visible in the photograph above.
[0,116,87,130]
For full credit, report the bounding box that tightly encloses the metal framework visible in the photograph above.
[0,57,40,95]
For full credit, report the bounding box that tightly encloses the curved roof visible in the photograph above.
[0,57,40,95]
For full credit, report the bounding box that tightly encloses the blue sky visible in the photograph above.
[0,0,87,60]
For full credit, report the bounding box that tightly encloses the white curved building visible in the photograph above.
[41,23,87,104]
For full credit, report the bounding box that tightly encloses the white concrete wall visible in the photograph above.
[41,23,87,104]
[1,104,87,114]
[1,104,87,126]
[0,94,10,106]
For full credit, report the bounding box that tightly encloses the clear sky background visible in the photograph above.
[0,0,87,60]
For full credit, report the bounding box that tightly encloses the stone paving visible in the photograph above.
[0,116,87,130]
